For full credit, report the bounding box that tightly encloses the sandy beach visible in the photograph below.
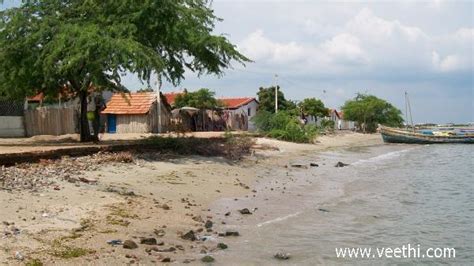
[0,132,381,265]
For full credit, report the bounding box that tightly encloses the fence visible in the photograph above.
[24,107,78,136]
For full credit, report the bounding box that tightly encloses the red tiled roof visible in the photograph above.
[102,92,156,115]
[220,97,257,109]
[164,92,183,106]
[27,92,44,102]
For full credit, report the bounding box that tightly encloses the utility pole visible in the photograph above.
[156,74,162,134]
[274,74,278,113]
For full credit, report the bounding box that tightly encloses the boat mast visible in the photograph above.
[405,91,415,132]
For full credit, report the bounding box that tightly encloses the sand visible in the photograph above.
[0,132,382,264]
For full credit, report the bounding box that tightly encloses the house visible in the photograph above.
[220,97,259,131]
[328,109,355,130]
[164,92,259,132]
[102,92,171,133]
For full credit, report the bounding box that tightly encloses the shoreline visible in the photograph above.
[0,132,382,264]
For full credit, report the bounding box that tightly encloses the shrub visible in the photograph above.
[252,111,318,143]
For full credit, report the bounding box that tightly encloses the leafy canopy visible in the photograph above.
[256,86,296,113]
[174,88,222,109]
[0,0,249,98]
[298,98,328,118]
[341,93,403,133]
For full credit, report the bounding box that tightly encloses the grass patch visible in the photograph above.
[109,206,138,219]
[98,229,118,234]
[50,239,94,259]
[26,259,44,266]
[51,246,91,259]
[106,216,130,227]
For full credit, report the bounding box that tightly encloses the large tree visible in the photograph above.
[341,93,403,133]
[256,86,295,113]
[0,0,248,141]
[298,98,328,118]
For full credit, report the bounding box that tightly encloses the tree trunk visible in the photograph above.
[79,90,92,142]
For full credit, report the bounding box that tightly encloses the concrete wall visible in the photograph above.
[229,100,259,131]
[0,116,25,137]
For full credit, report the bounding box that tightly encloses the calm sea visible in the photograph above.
[210,143,474,265]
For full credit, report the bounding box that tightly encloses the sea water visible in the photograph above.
[210,144,474,265]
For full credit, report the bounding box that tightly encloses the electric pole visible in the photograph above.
[274,74,279,113]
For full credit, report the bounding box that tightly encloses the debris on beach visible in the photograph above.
[154,229,166,237]
[290,164,308,169]
[0,152,135,191]
[274,252,291,260]
[318,208,330,213]
[107,239,123,246]
[181,230,197,241]
[219,231,239,237]
[238,208,252,215]
[310,163,319,167]
[334,161,350,167]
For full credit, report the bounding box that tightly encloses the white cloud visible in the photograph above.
[238,30,306,64]
[238,7,473,76]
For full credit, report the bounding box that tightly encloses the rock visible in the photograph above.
[274,252,291,260]
[123,240,138,249]
[175,245,185,251]
[238,208,252,215]
[291,164,307,168]
[310,163,319,167]
[161,257,171,262]
[335,161,349,167]
[181,230,197,241]
[14,251,24,261]
[204,220,213,229]
[140,237,157,245]
[161,204,170,210]
[225,231,240,236]
[154,229,166,237]
[201,255,215,263]
[224,212,231,216]
[217,243,228,249]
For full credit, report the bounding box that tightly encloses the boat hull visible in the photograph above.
[380,126,474,144]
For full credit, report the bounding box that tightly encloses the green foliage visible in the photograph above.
[0,0,249,141]
[341,93,403,133]
[299,98,328,117]
[320,119,335,132]
[252,111,318,143]
[256,86,295,113]
[174,88,222,109]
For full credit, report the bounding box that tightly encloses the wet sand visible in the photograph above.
[0,132,381,265]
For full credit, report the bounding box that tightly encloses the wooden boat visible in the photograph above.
[380,126,474,144]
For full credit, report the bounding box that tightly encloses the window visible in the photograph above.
[248,107,251,116]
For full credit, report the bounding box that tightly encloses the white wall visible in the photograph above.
[232,100,259,131]
[0,116,25,137]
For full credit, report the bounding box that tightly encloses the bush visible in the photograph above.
[320,119,335,132]
[252,111,318,143]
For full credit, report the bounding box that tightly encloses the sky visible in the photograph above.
[1,0,473,123]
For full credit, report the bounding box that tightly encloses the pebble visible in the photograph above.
[123,240,138,249]
[201,255,215,263]
[274,252,291,260]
